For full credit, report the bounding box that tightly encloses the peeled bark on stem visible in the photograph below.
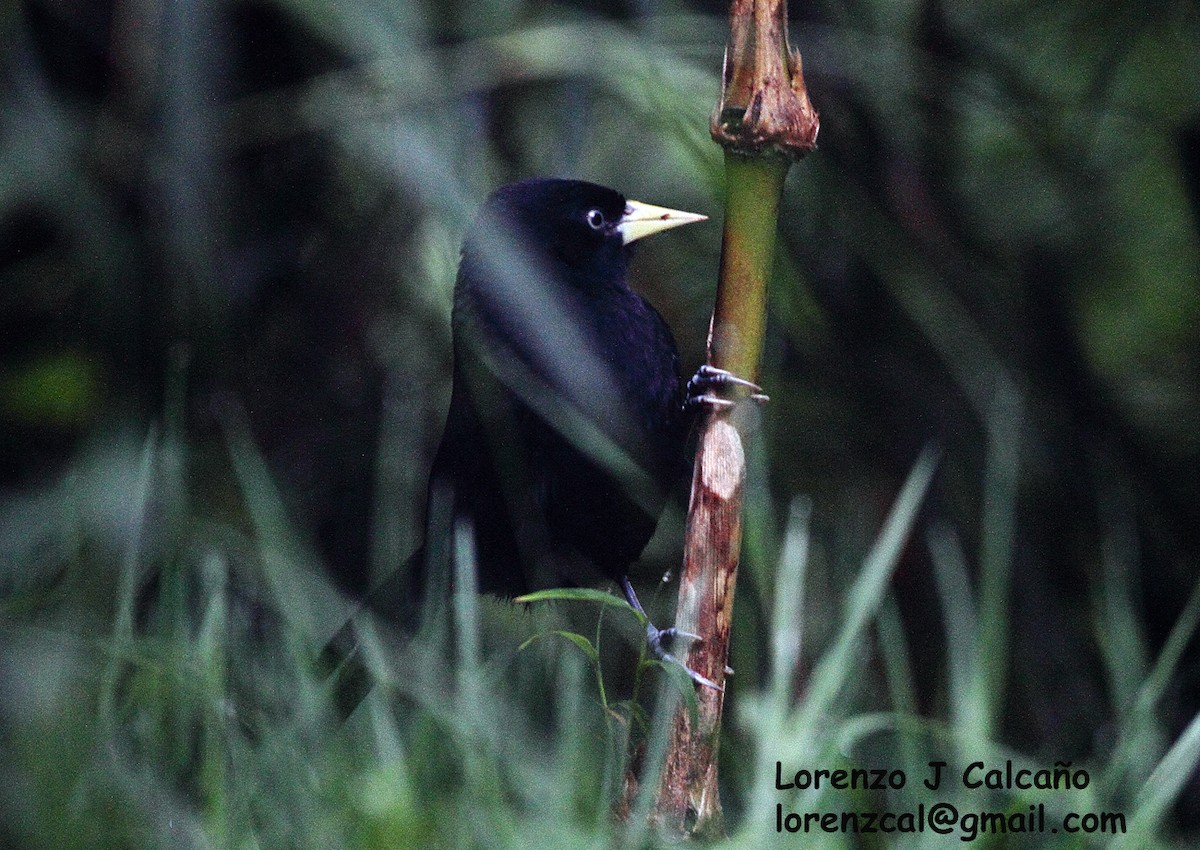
[651,0,817,836]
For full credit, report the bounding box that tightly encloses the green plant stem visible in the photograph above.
[649,148,791,841]
[710,152,789,380]
[650,0,817,833]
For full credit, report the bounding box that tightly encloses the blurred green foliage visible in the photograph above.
[3,0,1200,847]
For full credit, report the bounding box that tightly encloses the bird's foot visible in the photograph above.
[685,364,769,412]
[645,622,722,690]
[621,577,722,691]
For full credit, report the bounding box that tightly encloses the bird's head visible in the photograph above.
[454,178,703,470]
[469,178,706,285]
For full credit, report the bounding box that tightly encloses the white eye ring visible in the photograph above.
[585,209,606,230]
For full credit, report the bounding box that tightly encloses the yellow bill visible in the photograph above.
[618,200,708,245]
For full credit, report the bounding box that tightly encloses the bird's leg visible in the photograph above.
[621,577,721,691]
[685,363,769,412]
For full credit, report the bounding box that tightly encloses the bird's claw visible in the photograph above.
[653,625,702,644]
[621,577,723,690]
[685,364,769,412]
[645,622,722,691]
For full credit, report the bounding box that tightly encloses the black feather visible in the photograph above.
[430,178,687,597]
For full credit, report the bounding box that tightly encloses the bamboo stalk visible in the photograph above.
[651,0,817,835]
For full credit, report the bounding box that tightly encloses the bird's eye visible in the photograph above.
[585,209,606,230]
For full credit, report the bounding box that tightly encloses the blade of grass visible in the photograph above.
[222,407,357,648]
[745,497,811,830]
[98,428,158,726]
[1114,712,1200,850]
[768,497,812,711]
[976,373,1021,743]
[1107,570,1200,797]
[928,521,987,749]
[515,587,646,624]
[875,594,923,796]
[794,445,939,732]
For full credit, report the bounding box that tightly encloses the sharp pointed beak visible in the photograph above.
[617,200,708,245]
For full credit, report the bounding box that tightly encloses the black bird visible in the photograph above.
[378,179,760,687]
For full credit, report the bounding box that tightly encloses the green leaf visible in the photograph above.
[517,630,599,666]
[1115,713,1200,850]
[514,587,646,624]
[794,445,940,731]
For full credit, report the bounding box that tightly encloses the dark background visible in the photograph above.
[3,0,1199,844]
